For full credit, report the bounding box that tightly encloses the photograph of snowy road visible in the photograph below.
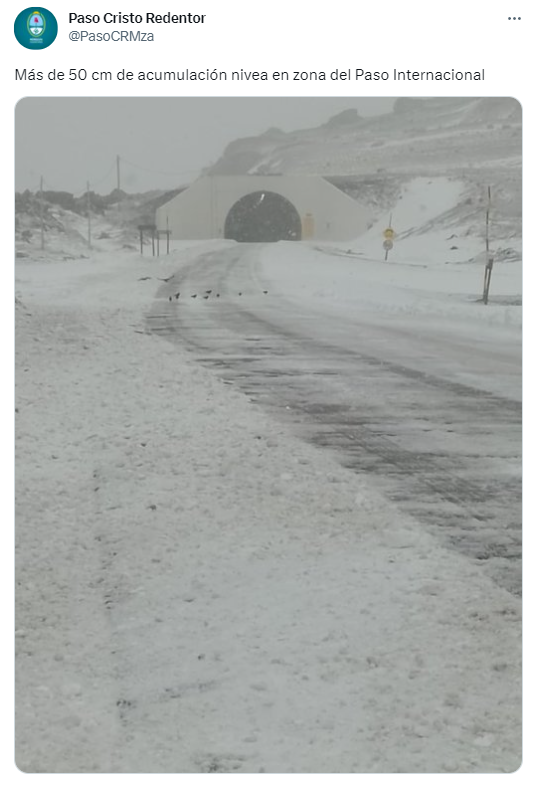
[15,98,521,773]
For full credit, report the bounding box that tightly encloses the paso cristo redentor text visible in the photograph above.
[68,12,206,24]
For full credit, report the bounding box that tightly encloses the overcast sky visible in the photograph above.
[15,98,396,194]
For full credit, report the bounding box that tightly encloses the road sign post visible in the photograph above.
[382,221,396,260]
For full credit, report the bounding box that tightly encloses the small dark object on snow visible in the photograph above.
[158,276,174,282]
[238,292,243,296]
[450,245,459,250]
[203,295,209,299]
[147,504,157,511]
[168,296,172,301]
[205,289,212,294]
[262,290,268,294]
[191,294,198,298]
[138,276,151,281]
[174,292,180,299]
[216,293,220,297]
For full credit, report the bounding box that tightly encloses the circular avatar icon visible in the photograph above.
[14,7,58,49]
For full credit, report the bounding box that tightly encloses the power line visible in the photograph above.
[89,160,117,190]
[23,154,200,196]
[41,176,90,197]
[42,159,116,195]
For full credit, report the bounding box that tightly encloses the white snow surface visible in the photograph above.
[15,232,521,774]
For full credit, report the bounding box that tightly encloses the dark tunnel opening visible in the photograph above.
[224,191,302,242]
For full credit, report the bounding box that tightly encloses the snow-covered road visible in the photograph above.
[15,239,522,773]
[151,243,522,597]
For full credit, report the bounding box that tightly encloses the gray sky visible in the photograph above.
[15,97,395,194]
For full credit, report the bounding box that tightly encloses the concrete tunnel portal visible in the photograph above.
[224,191,302,242]
[155,176,373,242]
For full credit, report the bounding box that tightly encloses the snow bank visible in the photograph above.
[259,239,521,336]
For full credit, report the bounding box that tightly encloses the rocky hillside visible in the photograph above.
[14,188,185,260]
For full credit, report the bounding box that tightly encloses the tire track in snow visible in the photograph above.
[146,246,521,596]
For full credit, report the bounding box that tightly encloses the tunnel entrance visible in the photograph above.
[224,191,302,242]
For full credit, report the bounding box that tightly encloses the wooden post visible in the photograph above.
[482,186,492,304]
[138,224,158,257]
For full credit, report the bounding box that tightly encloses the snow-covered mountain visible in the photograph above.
[208,98,521,241]
[209,98,520,177]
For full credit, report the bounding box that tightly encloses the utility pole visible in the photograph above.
[116,154,121,191]
[39,175,44,250]
[86,181,92,249]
